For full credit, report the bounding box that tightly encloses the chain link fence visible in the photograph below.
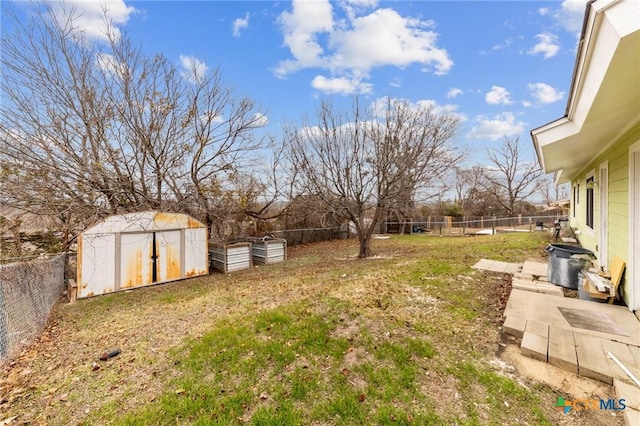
[271,226,350,247]
[0,253,65,362]
[383,214,565,236]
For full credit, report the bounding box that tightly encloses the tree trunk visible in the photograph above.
[358,232,371,258]
[9,218,22,256]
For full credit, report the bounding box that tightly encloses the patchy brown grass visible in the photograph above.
[0,233,624,425]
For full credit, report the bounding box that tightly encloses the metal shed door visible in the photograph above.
[120,232,154,288]
[120,230,183,289]
[156,230,182,282]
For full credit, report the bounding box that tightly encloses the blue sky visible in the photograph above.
[4,0,589,167]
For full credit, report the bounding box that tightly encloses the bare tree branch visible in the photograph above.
[284,97,459,258]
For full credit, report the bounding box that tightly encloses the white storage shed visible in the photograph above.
[77,211,208,298]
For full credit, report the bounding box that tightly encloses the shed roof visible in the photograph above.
[82,211,205,235]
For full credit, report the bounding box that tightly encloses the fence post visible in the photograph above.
[0,283,7,362]
[492,216,496,235]
[529,217,532,232]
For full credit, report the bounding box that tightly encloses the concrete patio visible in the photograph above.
[473,259,640,425]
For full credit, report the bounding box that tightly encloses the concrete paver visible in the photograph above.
[601,340,639,370]
[503,316,526,338]
[628,345,640,367]
[504,263,523,274]
[504,289,640,346]
[511,278,538,292]
[472,259,522,274]
[548,327,577,374]
[623,407,640,426]
[603,342,640,385]
[525,320,549,338]
[513,272,534,280]
[521,331,548,362]
[574,333,613,384]
[615,379,640,411]
[521,261,548,277]
[536,282,564,297]
[472,259,493,270]
[484,255,640,405]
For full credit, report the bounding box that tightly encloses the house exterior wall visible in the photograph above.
[568,122,640,307]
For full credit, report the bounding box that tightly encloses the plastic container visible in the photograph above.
[545,244,595,289]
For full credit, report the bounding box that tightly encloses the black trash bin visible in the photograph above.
[545,244,595,289]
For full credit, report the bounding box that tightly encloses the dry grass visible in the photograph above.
[0,233,622,425]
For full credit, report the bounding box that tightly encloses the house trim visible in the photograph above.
[629,140,640,311]
[530,0,640,183]
[598,161,608,270]
[585,170,595,236]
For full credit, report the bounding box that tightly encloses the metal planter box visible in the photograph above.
[209,242,252,273]
[77,211,208,298]
[251,238,287,265]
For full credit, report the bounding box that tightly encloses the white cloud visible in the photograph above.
[492,38,513,51]
[467,112,524,140]
[389,77,402,88]
[370,97,466,123]
[179,55,209,83]
[522,100,532,108]
[554,0,588,34]
[199,111,224,124]
[529,33,560,59]
[275,0,334,76]
[330,8,452,74]
[52,0,136,41]
[485,86,512,105]
[538,7,550,16]
[447,88,463,99]
[311,75,373,95]
[96,53,126,76]
[340,0,378,20]
[528,82,565,104]
[276,0,453,95]
[251,112,269,127]
[232,13,250,37]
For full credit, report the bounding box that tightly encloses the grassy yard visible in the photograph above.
[1,232,600,424]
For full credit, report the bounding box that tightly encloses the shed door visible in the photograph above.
[156,230,182,282]
[120,232,154,288]
[120,231,183,289]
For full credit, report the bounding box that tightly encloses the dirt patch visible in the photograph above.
[497,338,624,426]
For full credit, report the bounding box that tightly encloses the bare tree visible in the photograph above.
[539,178,569,206]
[284,97,459,258]
[0,2,267,244]
[452,166,487,217]
[482,136,543,216]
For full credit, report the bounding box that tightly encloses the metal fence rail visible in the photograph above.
[0,254,65,362]
[383,214,564,236]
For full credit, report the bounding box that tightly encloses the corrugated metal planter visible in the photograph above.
[209,242,252,273]
[77,211,208,298]
[251,238,287,265]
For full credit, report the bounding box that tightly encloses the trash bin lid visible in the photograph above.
[545,244,595,257]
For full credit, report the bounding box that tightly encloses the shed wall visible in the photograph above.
[77,212,207,298]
